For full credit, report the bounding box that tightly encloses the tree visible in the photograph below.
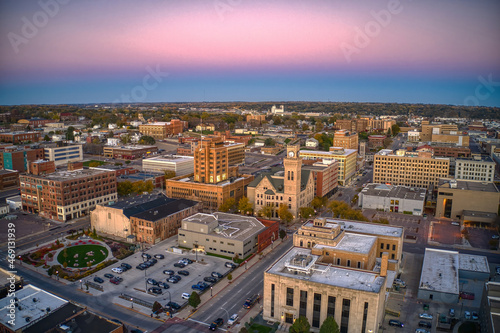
[188,292,201,309]
[278,204,293,224]
[258,205,273,218]
[66,126,75,141]
[92,138,101,144]
[227,273,233,281]
[299,207,315,219]
[219,197,236,213]
[152,301,162,313]
[320,317,339,333]
[289,315,310,333]
[117,180,134,196]
[301,123,309,131]
[264,138,276,146]
[315,121,324,132]
[279,229,286,240]
[239,327,249,333]
[391,124,400,136]
[139,135,156,145]
[233,254,239,262]
[44,134,51,141]
[310,196,326,211]
[238,197,253,215]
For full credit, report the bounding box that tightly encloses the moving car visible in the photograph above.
[389,320,404,327]
[243,294,260,309]
[209,318,224,331]
[419,313,433,320]
[228,314,239,326]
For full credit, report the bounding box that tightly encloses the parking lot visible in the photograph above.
[466,227,499,249]
[89,245,232,310]
[431,221,461,245]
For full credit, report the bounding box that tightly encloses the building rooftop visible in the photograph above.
[0,285,68,331]
[267,247,386,293]
[315,233,377,254]
[247,169,311,193]
[456,155,494,163]
[0,169,17,175]
[459,253,490,273]
[132,198,199,221]
[301,148,357,156]
[303,219,404,238]
[143,155,194,163]
[361,183,427,200]
[24,168,112,180]
[110,145,156,151]
[182,212,266,241]
[419,248,459,295]
[438,179,499,193]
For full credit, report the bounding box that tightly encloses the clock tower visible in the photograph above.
[284,145,302,197]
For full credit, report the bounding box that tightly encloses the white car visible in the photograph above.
[181,293,190,300]
[464,311,471,320]
[228,314,239,325]
[111,267,123,274]
[451,222,460,226]
[418,313,433,320]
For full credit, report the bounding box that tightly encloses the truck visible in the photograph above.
[243,294,260,309]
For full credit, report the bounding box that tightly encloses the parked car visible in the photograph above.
[243,294,260,309]
[472,312,479,320]
[121,263,132,270]
[174,262,186,268]
[389,320,404,328]
[136,263,147,270]
[451,222,460,226]
[209,318,224,331]
[492,235,500,239]
[168,276,181,283]
[104,273,114,279]
[93,276,104,284]
[111,267,123,274]
[415,329,430,333]
[418,321,432,328]
[147,278,158,285]
[154,254,165,259]
[192,284,206,291]
[148,287,162,295]
[211,272,223,279]
[204,277,217,283]
[393,279,406,288]
[228,314,239,326]
[198,281,209,288]
[225,262,237,269]
[163,269,175,275]
[464,311,471,320]
[178,270,190,276]
[181,258,193,264]
[158,282,169,289]
[167,302,181,310]
[419,313,433,320]
[110,277,122,285]
[449,308,455,317]
[150,258,158,264]
[142,253,152,260]
[181,293,191,300]
[460,292,475,300]
[496,266,500,275]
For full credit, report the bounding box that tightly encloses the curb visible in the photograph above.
[113,302,165,322]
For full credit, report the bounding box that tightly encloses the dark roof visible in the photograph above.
[132,198,199,222]
[109,194,176,218]
[25,302,122,333]
[248,168,312,194]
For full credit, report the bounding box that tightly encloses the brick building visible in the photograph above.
[0,132,41,144]
[18,117,54,128]
[303,160,339,198]
[138,119,187,139]
[368,135,386,149]
[28,160,56,175]
[333,130,358,150]
[0,147,44,172]
[103,145,157,160]
[0,169,19,190]
[20,167,117,221]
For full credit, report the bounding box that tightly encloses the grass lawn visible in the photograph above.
[248,323,273,333]
[83,160,106,167]
[57,244,108,268]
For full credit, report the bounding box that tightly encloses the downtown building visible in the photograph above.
[20,164,117,222]
[44,145,83,166]
[263,218,404,332]
[333,130,358,151]
[165,136,253,211]
[300,148,357,185]
[138,119,187,139]
[373,149,449,188]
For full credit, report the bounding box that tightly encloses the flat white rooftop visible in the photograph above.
[303,219,404,238]
[459,253,490,273]
[0,285,67,331]
[419,248,459,295]
[143,155,194,163]
[267,247,386,293]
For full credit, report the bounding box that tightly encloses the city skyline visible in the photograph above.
[1,0,500,106]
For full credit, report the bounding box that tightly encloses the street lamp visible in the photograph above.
[131,298,134,309]
[245,260,247,269]
[79,279,83,290]
[55,271,58,280]
[210,286,213,297]
[220,307,230,323]
[194,241,198,262]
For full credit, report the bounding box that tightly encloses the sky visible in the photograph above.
[1,0,500,106]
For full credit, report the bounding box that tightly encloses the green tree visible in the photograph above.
[188,292,201,309]
[301,123,309,131]
[258,205,273,218]
[152,301,162,313]
[117,180,134,196]
[219,197,236,213]
[310,196,326,211]
[315,121,324,132]
[264,138,276,146]
[239,327,249,333]
[238,196,253,215]
[139,135,156,145]
[92,138,101,144]
[299,207,315,219]
[319,316,339,333]
[227,273,233,281]
[289,315,310,333]
[44,134,51,141]
[279,229,286,240]
[278,204,293,224]
[391,123,400,136]
[66,126,75,141]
